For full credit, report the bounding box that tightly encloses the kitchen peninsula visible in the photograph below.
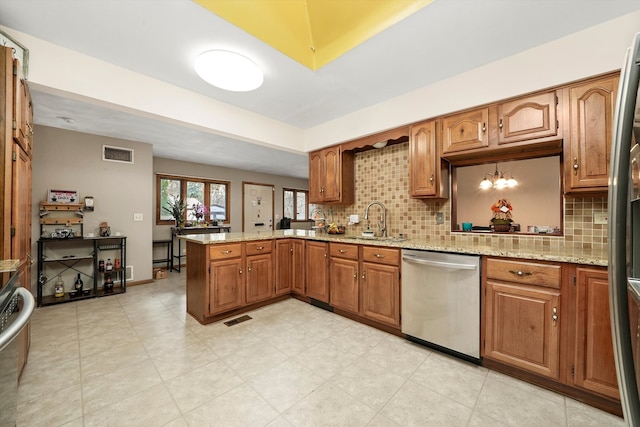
[180,229,619,415]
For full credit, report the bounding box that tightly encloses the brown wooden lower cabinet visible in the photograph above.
[360,261,400,327]
[573,267,619,400]
[305,241,329,302]
[208,257,244,315]
[329,255,359,313]
[484,280,561,379]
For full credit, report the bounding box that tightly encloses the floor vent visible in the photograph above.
[224,315,252,327]
[102,145,134,164]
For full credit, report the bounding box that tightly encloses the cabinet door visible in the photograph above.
[497,91,558,144]
[275,239,292,295]
[308,150,324,203]
[484,280,561,379]
[360,262,400,327]
[410,119,446,198]
[291,239,305,295]
[322,147,341,202]
[566,75,618,192]
[13,61,32,156]
[329,257,359,313]
[574,268,619,399]
[441,108,490,154]
[305,241,329,302]
[208,258,243,315]
[246,253,274,304]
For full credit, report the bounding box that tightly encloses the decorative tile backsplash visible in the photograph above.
[322,142,608,258]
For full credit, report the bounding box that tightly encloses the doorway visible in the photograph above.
[242,182,274,232]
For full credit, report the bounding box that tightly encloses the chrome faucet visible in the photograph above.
[364,201,387,237]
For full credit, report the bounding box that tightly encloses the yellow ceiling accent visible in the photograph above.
[194,0,433,70]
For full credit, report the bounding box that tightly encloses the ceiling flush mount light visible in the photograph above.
[479,163,518,190]
[194,50,264,92]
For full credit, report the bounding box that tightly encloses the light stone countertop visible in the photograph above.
[177,229,608,267]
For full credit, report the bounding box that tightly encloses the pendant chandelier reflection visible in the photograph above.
[479,163,518,190]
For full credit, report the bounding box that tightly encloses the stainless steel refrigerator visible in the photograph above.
[610,31,640,426]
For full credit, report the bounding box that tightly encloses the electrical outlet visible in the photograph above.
[435,212,444,224]
[133,213,143,222]
[594,213,608,224]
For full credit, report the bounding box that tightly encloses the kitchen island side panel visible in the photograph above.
[186,240,208,323]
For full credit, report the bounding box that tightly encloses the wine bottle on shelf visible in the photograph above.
[106,258,113,272]
[99,259,105,272]
[74,273,83,292]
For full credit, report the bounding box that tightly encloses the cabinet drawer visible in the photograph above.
[329,243,358,260]
[362,246,400,266]
[245,240,273,255]
[210,244,242,260]
[486,258,561,289]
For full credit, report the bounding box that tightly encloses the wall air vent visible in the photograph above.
[102,145,134,164]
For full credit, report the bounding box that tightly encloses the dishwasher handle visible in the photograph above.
[402,255,478,270]
[0,288,35,352]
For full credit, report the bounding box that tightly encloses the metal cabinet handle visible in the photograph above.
[339,249,347,254]
[429,174,434,183]
[221,250,232,255]
[290,248,293,254]
[257,246,264,250]
[353,270,358,279]
[362,271,366,280]
[375,254,385,259]
[239,268,243,274]
[482,122,486,133]
[508,270,532,277]
[573,158,579,176]
[248,265,252,273]
[552,307,558,326]
[499,118,503,130]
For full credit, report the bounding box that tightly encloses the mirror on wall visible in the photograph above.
[453,156,562,234]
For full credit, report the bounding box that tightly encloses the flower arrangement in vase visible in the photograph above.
[490,199,513,232]
[193,203,208,226]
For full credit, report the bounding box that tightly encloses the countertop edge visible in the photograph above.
[177,231,607,267]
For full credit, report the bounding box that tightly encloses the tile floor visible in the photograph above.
[18,271,626,426]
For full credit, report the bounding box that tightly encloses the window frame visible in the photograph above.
[283,188,312,222]
[156,174,230,225]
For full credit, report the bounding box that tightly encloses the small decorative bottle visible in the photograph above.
[74,273,83,292]
[99,259,105,272]
[105,258,113,272]
[54,275,65,298]
[114,258,121,271]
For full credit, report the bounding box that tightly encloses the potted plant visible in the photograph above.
[164,197,186,227]
[490,199,513,232]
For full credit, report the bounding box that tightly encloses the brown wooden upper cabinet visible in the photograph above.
[409,119,449,199]
[441,108,490,154]
[440,90,561,162]
[497,91,559,145]
[564,74,619,194]
[13,58,33,157]
[308,146,354,205]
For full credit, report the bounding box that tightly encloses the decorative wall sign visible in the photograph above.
[48,189,79,203]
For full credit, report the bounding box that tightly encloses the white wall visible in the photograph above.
[32,125,153,283]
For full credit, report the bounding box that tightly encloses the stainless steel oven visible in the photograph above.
[0,272,35,427]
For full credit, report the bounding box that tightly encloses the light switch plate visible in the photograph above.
[594,213,608,225]
[133,213,143,222]
[435,212,444,224]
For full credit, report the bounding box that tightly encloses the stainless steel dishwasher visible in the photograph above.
[401,249,481,362]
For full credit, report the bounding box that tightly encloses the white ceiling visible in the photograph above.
[1,0,639,179]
